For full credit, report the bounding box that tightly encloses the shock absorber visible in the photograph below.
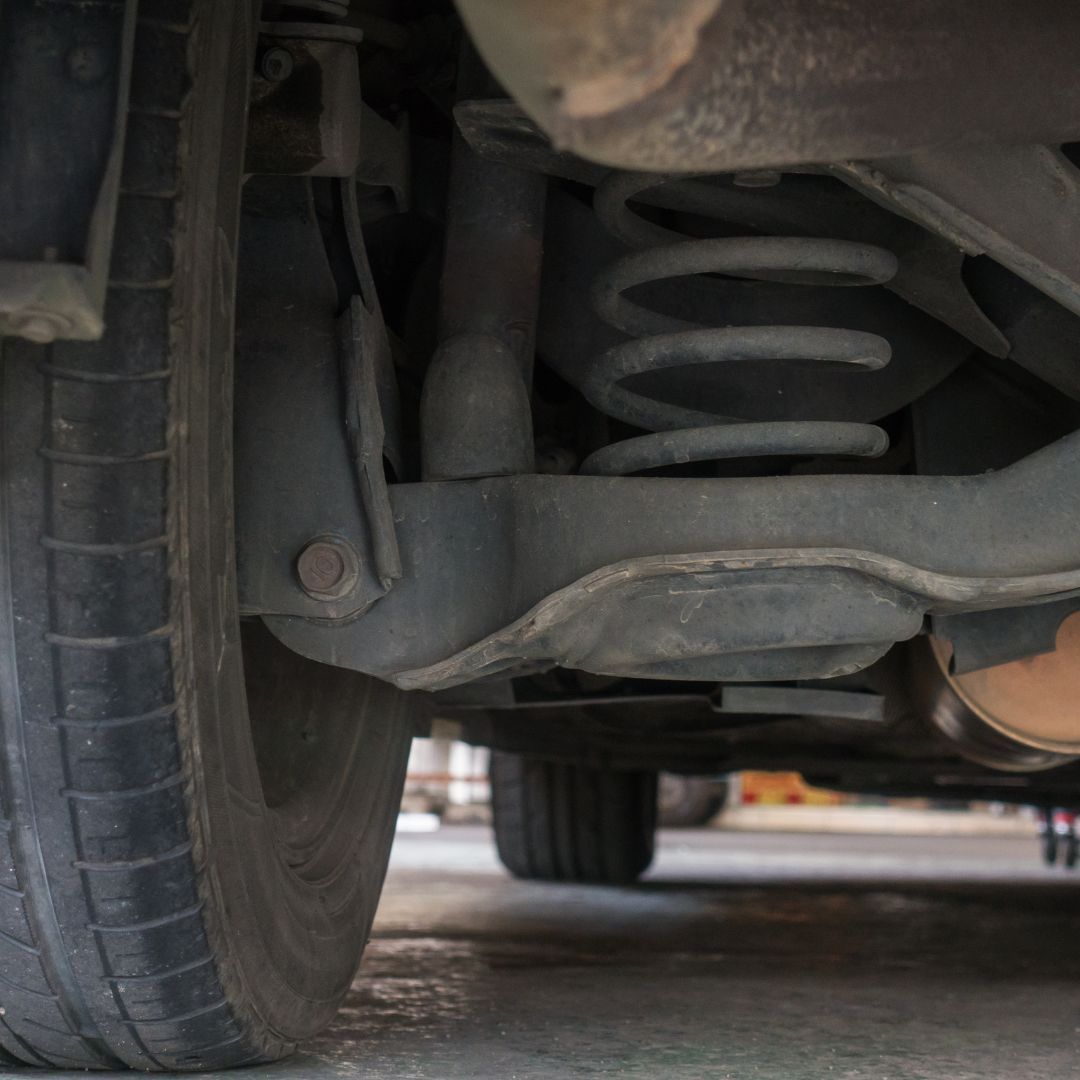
[579,172,901,477]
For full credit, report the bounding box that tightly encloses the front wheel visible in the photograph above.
[489,752,657,884]
[0,2,410,1070]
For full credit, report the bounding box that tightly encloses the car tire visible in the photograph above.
[489,752,656,884]
[0,2,411,1070]
[657,774,728,828]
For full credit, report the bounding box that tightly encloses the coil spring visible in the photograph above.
[280,0,350,19]
[579,172,900,476]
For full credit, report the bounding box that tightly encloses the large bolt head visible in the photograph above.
[296,537,360,601]
[259,46,295,83]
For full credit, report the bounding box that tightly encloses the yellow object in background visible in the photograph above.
[739,771,845,806]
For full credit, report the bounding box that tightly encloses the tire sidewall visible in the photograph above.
[173,0,409,1048]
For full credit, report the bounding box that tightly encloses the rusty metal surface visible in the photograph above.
[455,0,1080,173]
[246,33,363,177]
[934,614,1080,756]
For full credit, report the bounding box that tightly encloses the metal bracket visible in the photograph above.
[832,145,1080,321]
[246,22,365,177]
[0,0,138,342]
[931,599,1080,676]
[234,175,400,618]
[338,294,401,590]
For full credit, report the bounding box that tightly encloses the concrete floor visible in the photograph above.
[21,823,1080,1079]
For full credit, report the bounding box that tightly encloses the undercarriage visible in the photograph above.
[3,0,1080,1069]
[230,2,1080,801]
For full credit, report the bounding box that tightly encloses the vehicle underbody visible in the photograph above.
[3,0,1080,1070]
[228,1,1080,804]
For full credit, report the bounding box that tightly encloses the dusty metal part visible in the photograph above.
[455,100,604,186]
[421,334,535,480]
[455,101,1009,358]
[438,683,883,723]
[930,615,1080,757]
[0,0,137,342]
[259,19,365,44]
[338,176,403,587]
[911,349,1080,481]
[388,549,1080,692]
[393,562,926,689]
[296,537,361,599]
[904,638,1078,774]
[540,184,974,435]
[965,259,1080,404]
[234,177,391,620]
[832,145,1080,322]
[454,0,1080,173]
[338,295,402,587]
[455,0,721,125]
[246,35,363,176]
[242,429,1080,686]
[277,0,351,17]
[436,136,546,381]
[602,168,1008,359]
[420,128,544,480]
[581,174,899,473]
[355,103,411,212]
[915,661,1074,774]
[932,600,1080,677]
[718,686,885,723]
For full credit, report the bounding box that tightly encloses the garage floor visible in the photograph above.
[18,824,1080,1079]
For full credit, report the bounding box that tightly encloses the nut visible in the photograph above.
[296,537,360,601]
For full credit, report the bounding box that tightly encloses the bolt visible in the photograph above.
[259,46,295,83]
[296,537,360,601]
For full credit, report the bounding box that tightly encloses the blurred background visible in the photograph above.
[399,720,1038,839]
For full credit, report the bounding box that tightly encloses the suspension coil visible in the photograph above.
[278,0,351,18]
[579,172,900,476]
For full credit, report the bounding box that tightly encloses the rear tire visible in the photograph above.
[657,774,728,828]
[0,2,410,1070]
[1065,830,1079,870]
[489,752,657,884]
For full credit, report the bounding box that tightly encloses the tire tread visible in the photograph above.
[0,7,263,1071]
[489,752,657,885]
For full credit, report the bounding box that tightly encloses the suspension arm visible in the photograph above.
[243,430,1080,689]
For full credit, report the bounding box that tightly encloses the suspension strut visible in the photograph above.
[420,56,547,482]
[580,172,899,476]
